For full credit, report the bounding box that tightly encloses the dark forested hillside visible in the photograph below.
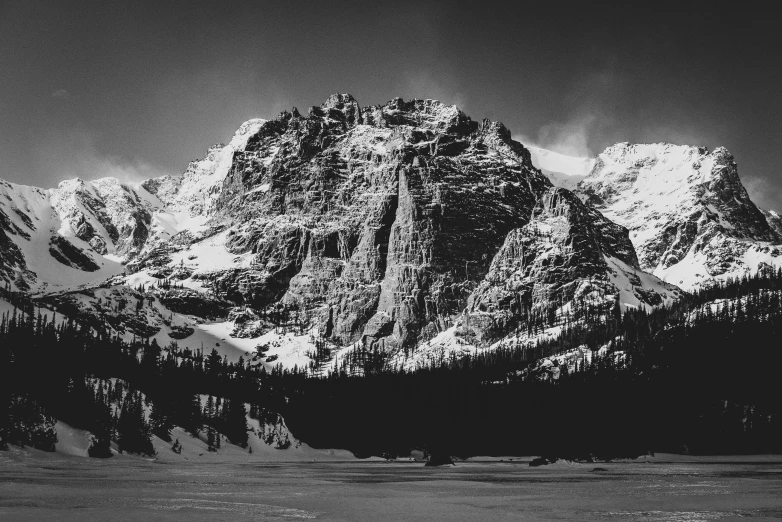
[2,270,782,459]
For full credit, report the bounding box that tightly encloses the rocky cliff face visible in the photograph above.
[141,94,556,352]
[761,209,782,238]
[1,95,686,367]
[462,187,682,343]
[137,95,678,355]
[577,143,782,290]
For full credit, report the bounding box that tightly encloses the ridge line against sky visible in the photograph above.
[0,1,779,210]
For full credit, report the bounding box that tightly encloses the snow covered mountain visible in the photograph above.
[0,178,129,292]
[0,94,681,371]
[0,119,265,293]
[14,97,781,368]
[525,142,782,291]
[576,143,782,290]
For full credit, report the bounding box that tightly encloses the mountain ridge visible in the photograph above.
[576,142,782,290]
[2,94,775,370]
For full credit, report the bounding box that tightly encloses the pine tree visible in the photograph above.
[150,399,174,442]
[222,397,249,447]
[182,394,203,436]
[116,391,154,455]
[207,426,217,451]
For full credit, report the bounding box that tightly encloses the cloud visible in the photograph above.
[513,68,723,158]
[76,155,175,185]
[514,69,625,158]
[51,89,70,99]
[514,114,599,158]
[34,128,176,187]
[404,70,466,111]
[539,115,597,157]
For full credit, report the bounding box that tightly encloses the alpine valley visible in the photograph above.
[2,95,781,460]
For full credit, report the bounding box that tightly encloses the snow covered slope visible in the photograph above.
[526,145,595,190]
[0,119,267,293]
[0,179,126,292]
[576,143,782,290]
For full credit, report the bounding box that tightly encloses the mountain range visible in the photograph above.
[2,93,780,370]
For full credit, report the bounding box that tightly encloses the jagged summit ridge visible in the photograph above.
[129,95,678,357]
[164,94,553,352]
[1,94,684,369]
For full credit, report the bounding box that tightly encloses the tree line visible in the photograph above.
[2,269,782,458]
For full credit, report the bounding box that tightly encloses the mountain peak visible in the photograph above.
[577,141,781,289]
[319,93,361,125]
[322,92,358,108]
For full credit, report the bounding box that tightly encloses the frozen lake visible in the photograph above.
[1,448,781,521]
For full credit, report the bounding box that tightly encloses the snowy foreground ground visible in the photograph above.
[1,450,781,521]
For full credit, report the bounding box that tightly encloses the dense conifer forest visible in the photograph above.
[2,270,782,459]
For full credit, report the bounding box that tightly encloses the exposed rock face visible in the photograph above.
[464,187,682,343]
[577,143,782,290]
[89,178,154,259]
[0,181,50,290]
[147,96,676,354]
[40,286,163,338]
[761,209,782,238]
[157,288,233,319]
[48,236,100,272]
[180,96,556,351]
[48,177,158,260]
[0,95,689,365]
[180,95,548,347]
[253,409,298,449]
[0,205,32,290]
[50,179,121,255]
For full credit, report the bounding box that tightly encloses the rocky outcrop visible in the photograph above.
[191,96,553,351]
[464,187,682,343]
[157,288,232,319]
[142,118,266,218]
[762,209,782,238]
[252,409,298,449]
[48,236,100,272]
[132,95,682,355]
[0,206,32,290]
[40,286,162,338]
[50,179,121,256]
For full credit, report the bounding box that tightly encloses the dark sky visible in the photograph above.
[1,1,780,209]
